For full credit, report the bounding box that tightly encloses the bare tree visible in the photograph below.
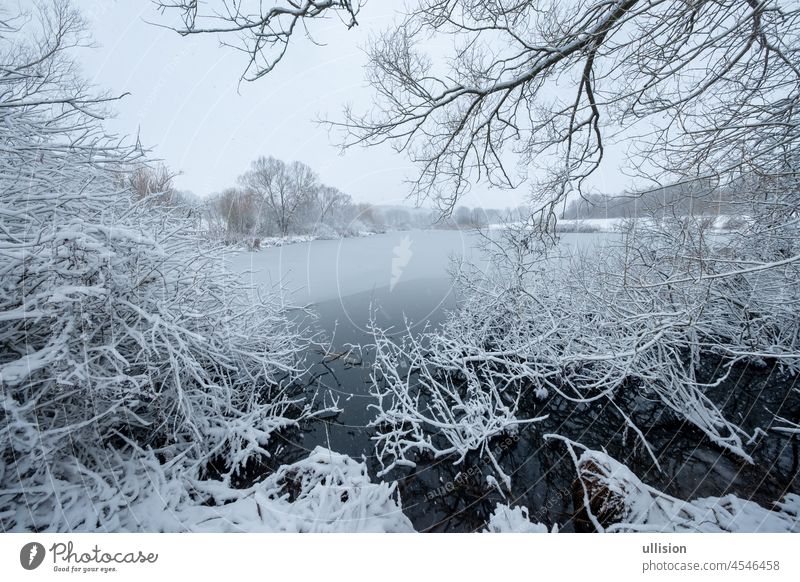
[382,207,411,229]
[285,159,319,230]
[156,1,800,509]
[238,156,319,236]
[314,184,351,226]
[355,202,384,232]
[215,186,260,236]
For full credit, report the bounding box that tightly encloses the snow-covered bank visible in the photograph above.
[1,447,413,533]
[221,230,378,252]
[479,215,751,234]
[556,218,623,232]
[133,447,415,533]
[267,231,376,246]
[7,441,795,533]
[550,215,748,233]
[571,447,800,533]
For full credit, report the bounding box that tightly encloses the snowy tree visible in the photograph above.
[453,206,473,227]
[214,186,260,238]
[157,0,361,81]
[205,160,366,241]
[238,156,319,236]
[313,185,352,228]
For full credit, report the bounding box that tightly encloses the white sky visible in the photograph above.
[74,1,627,208]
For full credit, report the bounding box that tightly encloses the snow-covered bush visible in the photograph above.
[181,447,414,532]
[369,318,548,489]
[0,2,317,531]
[562,439,800,533]
[2,444,414,532]
[483,504,555,533]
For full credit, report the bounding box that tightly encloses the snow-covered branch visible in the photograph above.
[156,0,362,81]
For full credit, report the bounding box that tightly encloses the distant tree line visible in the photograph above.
[126,160,534,242]
[128,161,750,238]
[561,179,746,220]
[448,206,528,227]
[200,156,387,243]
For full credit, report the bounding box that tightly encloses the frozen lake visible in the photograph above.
[228,229,609,336]
[229,229,486,304]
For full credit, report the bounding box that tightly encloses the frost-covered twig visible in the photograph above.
[368,315,548,489]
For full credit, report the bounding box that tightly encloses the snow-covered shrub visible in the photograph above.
[483,504,555,533]
[564,440,800,533]
[2,445,414,532]
[0,2,316,531]
[182,447,414,532]
[369,318,548,488]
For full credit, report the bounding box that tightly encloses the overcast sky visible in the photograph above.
[74,1,627,208]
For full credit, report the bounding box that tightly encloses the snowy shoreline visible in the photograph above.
[218,230,379,252]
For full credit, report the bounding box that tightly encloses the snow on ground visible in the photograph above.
[220,231,377,253]
[575,449,800,533]
[258,231,379,248]
[188,447,414,532]
[484,215,749,233]
[555,215,747,233]
[259,234,318,248]
[121,447,415,533]
[7,441,796,533]
[557,218,623,232]
[481,446,799,533]
[484,504,555,533]
[146,445,799,533]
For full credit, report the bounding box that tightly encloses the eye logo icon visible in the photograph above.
[20,542,46,570]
